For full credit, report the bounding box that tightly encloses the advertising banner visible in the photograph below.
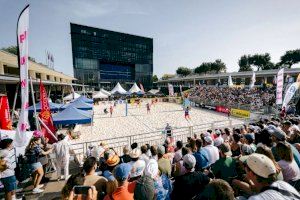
[230,108,250,118]
[0,96,12,130]
[216,105,230,114]
[276,68,284,105]
[282,82,299,108]
[39,81,57,143]
[15,5,30,147]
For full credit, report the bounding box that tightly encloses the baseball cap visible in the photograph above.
[267,126,286,140]
[219,143,232,156]
[157,145,165,155]
[129,148,141,159]
[114,163,132,181]
[214,138,223,147]
[183,154,196,169]
[144,159,159,179]
[244,134,255,142]
[215,129,221,135]
[241,144,254,155]
[245,153,276,178]
[130,160,146,178]
[204,136,213,145]
[134,176,155,200]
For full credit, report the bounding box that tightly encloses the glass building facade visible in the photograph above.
[70,23,153,90]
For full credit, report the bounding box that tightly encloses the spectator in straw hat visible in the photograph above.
[129,148,141,167]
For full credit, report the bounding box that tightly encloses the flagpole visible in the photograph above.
[38,116,57,141]
[11,83,19,124]
[30,77,40,130]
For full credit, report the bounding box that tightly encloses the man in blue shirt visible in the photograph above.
[193,139,209,171]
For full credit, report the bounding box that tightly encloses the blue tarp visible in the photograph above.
[28,102,63,113]
[62,99,93,110]
[53,106,92,125]
[73,96,93,104]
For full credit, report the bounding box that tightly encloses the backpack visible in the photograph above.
[15,155,31,182]
[25,147,39,164]
[0,158,7,172]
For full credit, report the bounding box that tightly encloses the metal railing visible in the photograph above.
[70,118,248,158]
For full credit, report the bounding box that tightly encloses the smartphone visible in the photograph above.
[73,186,91,195]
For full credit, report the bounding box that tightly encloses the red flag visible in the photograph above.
[0,96,12,130]
[39,80,57,143]
[139,83,145,93]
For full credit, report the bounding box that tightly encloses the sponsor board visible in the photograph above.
[216,106,230,114]
[230,108,250,118]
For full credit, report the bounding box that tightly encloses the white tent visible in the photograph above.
[100,88,111,96]
[110,82,127,94]
[129,83,142,93]
[93,91,109,99]
[63,92,81,101]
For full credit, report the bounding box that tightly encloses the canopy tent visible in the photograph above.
[73,95,93,104]
[136,91,145,95]
[146,89,164,96]
[63,92,81,101]
[93,91,109,99]
[52,106,92,125]
[110,82,127,94]
[125,91,132,95]
[62,99,93,110]
[28,101,63,113]
[129,83,142,93]
[100,88,111,96]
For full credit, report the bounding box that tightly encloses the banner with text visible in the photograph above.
[15,5,30,147]
[230,108,250,118]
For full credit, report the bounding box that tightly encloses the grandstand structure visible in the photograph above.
[156,68,300,93]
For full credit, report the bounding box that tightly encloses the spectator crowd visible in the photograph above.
[189,86,276,111]
[57,115,300,200]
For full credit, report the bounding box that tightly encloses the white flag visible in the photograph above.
[276,68,284,105]
[228,75,233,87]
[168,83,174,96]
[282,82,299,108]
[249,72,256,89]
[15,5,30,147]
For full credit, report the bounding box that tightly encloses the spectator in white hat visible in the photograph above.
[243,153,300,200]
[202,136,219,165]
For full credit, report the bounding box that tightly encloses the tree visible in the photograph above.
[248,53,274,71]
[212,59,226,73]
[279,49,300,68]
[238,55,252,71]
[152,75,158,82]
[1,46,18,55]
[1,45,36,62]
[176,66,192,76]
[161,74,176,80]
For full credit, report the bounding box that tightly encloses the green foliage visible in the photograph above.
[194,59,226,74]
[152,75,158,82]
[176,66,192,76]
[1,46,18,55]
[279,49,300,68]
[238,55,252,71]
[1,45,36,62]
[238,53,275,71]
[161,74,176,80]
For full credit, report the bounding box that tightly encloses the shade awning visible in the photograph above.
[62,99,93,110]
[53,106,92,125]
[28,101,63,113]
[63,92,81,101]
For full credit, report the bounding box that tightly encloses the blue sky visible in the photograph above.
[0,0,300,77]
